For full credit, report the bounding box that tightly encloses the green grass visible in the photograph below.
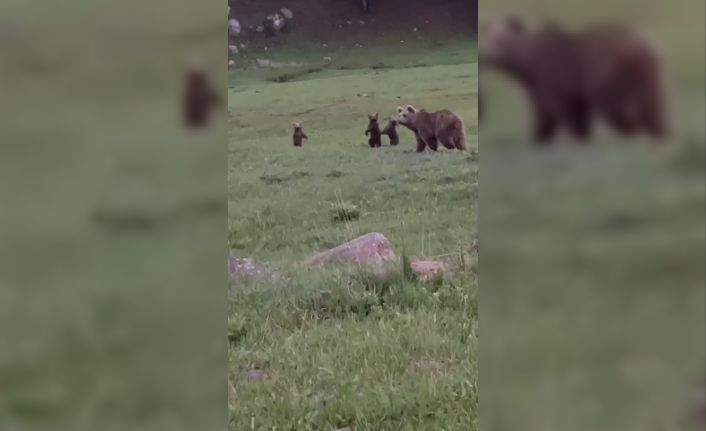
[480,1,705,430]
[1,2,226,430]
[228,42,479,429]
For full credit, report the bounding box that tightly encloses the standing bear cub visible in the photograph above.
[479,15,668,143]
[292,122,308,147]
[396,105,467,152]
[381,119,399,146]
[365,113,382,148]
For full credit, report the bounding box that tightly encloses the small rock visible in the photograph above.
[410,260,447,281]
[268,13,285,31]
[228,256,279,282]
[228,18,241,37]
[322,43,329,48]
[307,232,396,267]
[245,368,268,381]
[228,44,238,54]
[256,58,271,67]
[359,20,366,25]
[323,56,332,63]
[239,43,246,49]
[412,359,446,375]
[256,25,264,33]
[280,7,294,20]
[413,27,418,32]
[228,59,235,68]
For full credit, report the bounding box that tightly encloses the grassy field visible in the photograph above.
[1,2,226,430]
[480,1,705,430]
[228,43,479,429]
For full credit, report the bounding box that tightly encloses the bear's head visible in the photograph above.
[293,121,303,132]
[367,113,379,126]
[396,105,418,127]
[479,15,536,70]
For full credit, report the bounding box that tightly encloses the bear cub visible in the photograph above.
[292,122,308,147]
[381,119,399,146]
[365,113,382,148]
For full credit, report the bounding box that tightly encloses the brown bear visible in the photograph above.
[292,122,307,147]
[479,16,668,143]
[365,113,382,148]
[396,105,467,152]
[381,119,399,146]
[182,65,220,129]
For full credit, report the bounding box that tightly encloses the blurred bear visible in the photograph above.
[182,65,219,129]
[479,15,668,143]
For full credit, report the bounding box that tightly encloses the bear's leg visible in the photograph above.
[602,102,639,135]
[565,97,592,141]
[533,110,559,143]
[414,133,426,152]
[436,129,456,150]
[426,135,439,151]
[530,89,560,144]
[599,76,645,136]
[635,86,667,138]
[453,133,466,150]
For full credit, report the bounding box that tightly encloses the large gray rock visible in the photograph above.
[307,232,396,267]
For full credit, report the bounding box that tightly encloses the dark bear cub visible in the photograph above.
[183,66,219,129]
[292,122,307,147]
[365,113,382,148]
[381,119,399,146]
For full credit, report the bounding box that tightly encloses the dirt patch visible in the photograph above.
[232,0,477,48]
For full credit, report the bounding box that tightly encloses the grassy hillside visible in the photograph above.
[228,43,479,429]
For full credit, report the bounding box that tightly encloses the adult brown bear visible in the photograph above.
[479,16,668,143]
[396,105,467,152]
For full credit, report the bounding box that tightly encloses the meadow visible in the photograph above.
[1,2,226,430]
[228,41,479,430]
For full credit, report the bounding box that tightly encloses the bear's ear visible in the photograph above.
[373,112,378,119]
[396,106,404,113]
[406,105,416,113]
